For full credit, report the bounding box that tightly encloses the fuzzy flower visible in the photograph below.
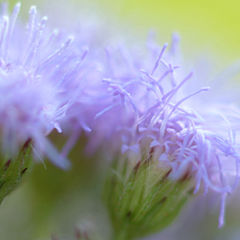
[81,35,240,229]
[0,3,89,168]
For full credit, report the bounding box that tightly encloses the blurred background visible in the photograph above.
[1,0,240,239]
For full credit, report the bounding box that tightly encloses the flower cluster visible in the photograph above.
[1,2,240,228]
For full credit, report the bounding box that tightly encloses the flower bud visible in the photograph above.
[104,154,194,240]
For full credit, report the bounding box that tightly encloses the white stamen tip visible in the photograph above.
[68,35,75,42]
[29,6,37,14]
[3,15,9,22]
[15,2,21,9]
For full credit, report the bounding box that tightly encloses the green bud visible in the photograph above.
[0,139,33,203]
[103,157,194,240]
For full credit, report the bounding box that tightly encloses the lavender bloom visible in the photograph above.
[82,35,240,227]
[0,3,88,168]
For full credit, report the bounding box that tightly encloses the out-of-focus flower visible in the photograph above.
[0,3,90,169]
[52,224,98,240]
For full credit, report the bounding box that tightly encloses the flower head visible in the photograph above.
[0,3,89,168]
[89,34,240,228]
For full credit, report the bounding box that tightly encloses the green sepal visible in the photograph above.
[103,157,194,240]
[0,139,33,203]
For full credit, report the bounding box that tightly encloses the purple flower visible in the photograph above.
[0,3,88,168]
[79,34,240,227]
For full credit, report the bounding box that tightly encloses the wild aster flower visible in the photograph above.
[93,35,240,237]
[0,3,90,169]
